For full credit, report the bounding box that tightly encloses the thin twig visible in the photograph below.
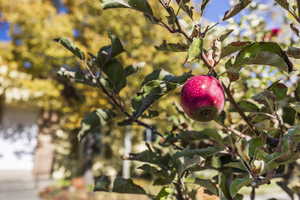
[222,82,257,135]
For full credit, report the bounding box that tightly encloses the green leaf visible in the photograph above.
[54,37,85,60]
[187,38,203,62]
[132,70,191,119]
[268,82,288,100]
[155,187,173,200]
[219,29,234,42]
[78,109,115,141]
[128,150,171,169]
[274,0,289,10]
[112,177,146,194]
[223,0,251,21]
[97,33,124,65]
[194,178,218,195]
[175,0,193,19]
[235,42,293,71]
[230,177,251,197]
[57,66,98,87]
[249,138,264,158]
[94,176,111,192]
[224,162,247,171]
[102,59,126,92]
[173,146,223,159]
[237,100,260,112]
[219,170,233,200]
[221,41,252,58]
[282,106,296,125]
[155,41,188,52]
[102,0,153,16]
[132,80,176,119]
[108,33,125,57]
[124,64,141,77]
[228,42,293,80]
[142,69,192,86]
[200,0,211,16]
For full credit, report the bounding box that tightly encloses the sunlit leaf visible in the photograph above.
[102,0,153,16]
[54,37,85,60]
[227,42,293,81]
[223,0,252,20]
[187,38,203,62]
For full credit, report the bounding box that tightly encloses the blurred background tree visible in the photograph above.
[1,1,300,198]
[0,0,192,179]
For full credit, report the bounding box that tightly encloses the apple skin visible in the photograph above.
[180,75,225,122]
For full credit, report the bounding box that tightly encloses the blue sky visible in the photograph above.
[0,1,231,41]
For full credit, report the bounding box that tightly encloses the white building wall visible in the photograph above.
[0,105,38,170]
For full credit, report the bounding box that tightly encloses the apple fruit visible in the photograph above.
[180,75,225,122]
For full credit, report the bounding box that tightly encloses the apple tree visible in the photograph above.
[55,0,300,199]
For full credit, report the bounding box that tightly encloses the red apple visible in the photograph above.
[180,75,225,122]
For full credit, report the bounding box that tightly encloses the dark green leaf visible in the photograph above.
[97,33,124,65]
[224,162,247,171]
[132,80,176,119]
[228,42,293,81]
[282,106,296,125]
[236,42,293,71]
[230,177,251,197]
[124,64,141,77]
[54,37,85,60]
[176,0,193,19]
[112,177,146,194]
[200,0,210,16]
[94,176,111,192]
[249,138,264,158]
[142,69,192,85]
[102,59,126,92]
[221,41,252,58]
[155,41,188,52]
[173,146,223,159]
[102,0,153,16]
[132,70,191,119]
[237,100,260,112]
[274,0,289,10]
[108,33,124,57]
[223,0,251,20]
[219,170,233,200]
[268,82,288,100]
[57,66,98,88]
[187,38,203,62]
[78,109,115,141]
[194,178,218,195]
